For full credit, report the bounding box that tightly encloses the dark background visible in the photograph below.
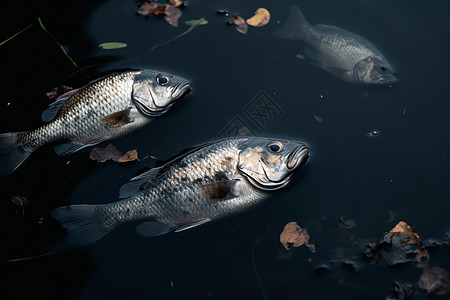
[1,0,449,299]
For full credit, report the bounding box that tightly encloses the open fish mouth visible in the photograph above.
[171,81,191,100]
[287,143,309,170]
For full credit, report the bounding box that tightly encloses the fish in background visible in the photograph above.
[52,137,309,245]
[0,69,191,175]
[275,5,397,86]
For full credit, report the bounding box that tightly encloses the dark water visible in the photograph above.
[1,0,450,299]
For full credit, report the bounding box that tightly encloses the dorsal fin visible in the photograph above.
[119,167,162,198]
[41,89,79,122]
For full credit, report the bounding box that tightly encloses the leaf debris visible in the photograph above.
[228,14,248,35]
[89,144,138,163]
[246,8,270,27]
[280,221,315,252]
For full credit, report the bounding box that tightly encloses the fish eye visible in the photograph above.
[268,142,283,153]
[156,74,170,86]
[380,66,388,72]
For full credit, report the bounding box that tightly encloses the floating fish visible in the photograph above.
[0,69,190,175]
[52,137,309,245]
[275,5,397,86]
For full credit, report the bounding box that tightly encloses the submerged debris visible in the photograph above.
[365,221,421,267]
[418,267,450,295]
[365,129,382,138]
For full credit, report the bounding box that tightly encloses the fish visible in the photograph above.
[52,137,309,245]
[0,69,191,175]
[275,5,397,86]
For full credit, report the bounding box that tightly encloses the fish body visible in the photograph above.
[275,5,397,85]
[0,69,190,175]
[52,137,309,245]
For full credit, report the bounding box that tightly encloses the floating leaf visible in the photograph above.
[280,222,315,252]
[98,42,127,50]
[137,0,183,27]
[90,144,122,163]
[89,144,138,163]
[228,14,248,34]
[390,221,421,245]
[246,8,270,27]
[185,18,208,26]
[118,149,139,163]
[418,267,450,295]
[45,85,73,101]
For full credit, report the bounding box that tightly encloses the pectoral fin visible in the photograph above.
[101,108,133,127]
[198,179,240,201]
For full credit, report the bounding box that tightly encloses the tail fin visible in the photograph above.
[52,204,111,245]
[274,5,311,41]
[0,132,32,176]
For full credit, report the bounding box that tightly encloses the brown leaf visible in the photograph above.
[228,14,248,34]
[118,149,139,163]
[137,1,166,17]
[246,8,270,27]
[169,0,183,7]
[280,222,315,252]
[164,5,182,27]
[390,221,421,245]
[418,267,450,295]
[415,249,430,269]
[89,144,122,163]
[45,85,73,101]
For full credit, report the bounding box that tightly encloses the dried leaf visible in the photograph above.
[118,149,139,163]
[137,1,165,17]
[169,0,183,7]
[415,249,430,269]
[137,0,183,27]
[45,85,73,101]
[280,222,315,252]
[246,8,270,27]
[89,144,122,163]
[418,267,450,295]
[98,42,127,50]
[390,221,421,245]
[228,14,248,34]
[164,5,182,27]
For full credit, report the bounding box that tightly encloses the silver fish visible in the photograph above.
[52,137,309,245]
[275,5,397,86]
[0,69,190,175]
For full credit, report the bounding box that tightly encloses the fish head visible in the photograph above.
[131,70,191,117]
[237,138,309,191]
[354,56,397,86]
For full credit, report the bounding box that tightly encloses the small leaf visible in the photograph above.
[98,42,127,50]
[185,18,208,26]
[246,8,271,27]
[228,14,248,35]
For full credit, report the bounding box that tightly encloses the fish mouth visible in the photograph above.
[171,81,191,100]
[287,144,309,170]
[377,75,398,86]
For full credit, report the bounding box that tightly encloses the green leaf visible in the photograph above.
[185,18,208,26]
[98,42,128,50]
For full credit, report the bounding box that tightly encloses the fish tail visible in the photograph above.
[52,204,111,245]
[274,5,311,41]
[0,131,32,176]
